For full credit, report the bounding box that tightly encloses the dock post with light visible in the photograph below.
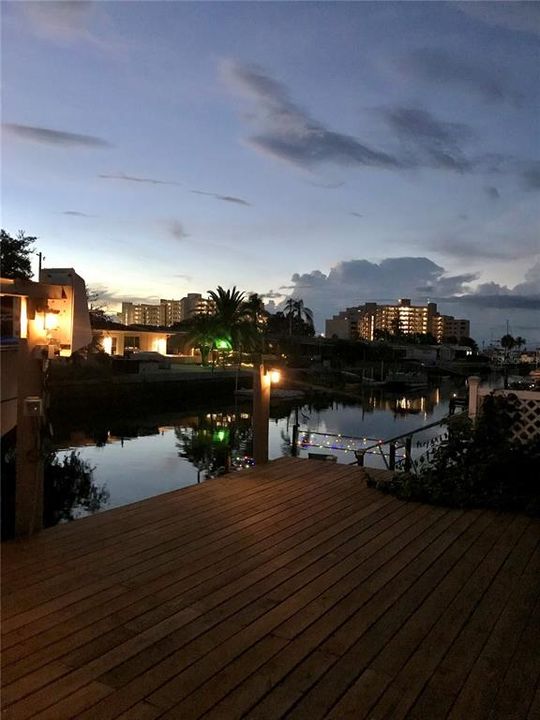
[252,363,280,465]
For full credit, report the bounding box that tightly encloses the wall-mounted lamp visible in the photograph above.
[102,335,113,355]
[44,311,60,332]
[267,369,281,385]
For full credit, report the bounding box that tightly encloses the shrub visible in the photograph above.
[377,393,540,515]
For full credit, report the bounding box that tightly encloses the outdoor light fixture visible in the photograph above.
[267,369,281,384]
[44,311,60,332]
[102,336,113,355]
[215,338,233,350]
[20,297,28,339]
[154,337,167,354]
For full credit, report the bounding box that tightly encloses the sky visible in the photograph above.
[2,1,539,345]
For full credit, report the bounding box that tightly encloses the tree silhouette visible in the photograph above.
[0,230,36,279]
[185,312,221,366]
[500,334,515,350]
[284,298,314,336]
[208,286,261,353]
[43,451,109,526]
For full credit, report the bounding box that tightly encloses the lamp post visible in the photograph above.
[252,363,280,465]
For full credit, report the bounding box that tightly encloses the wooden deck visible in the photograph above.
[1,457,539,720]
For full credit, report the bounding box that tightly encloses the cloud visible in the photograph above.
[261,289,285,300]
[474,281,512,296]
[191,190,251,206]
[402,48,522,104]
[3,123,111,148]
[442,294,540,310]
[160,219,256,259]
[484,186,500,200]
[521,162,540,190]
[99,172,182,186]
[222,60,536,192]
[350,212,364,218]
[18,1,126,55]
[306,180,345,189]
[285,257,476,330]
[456,2,540,39]
[171,273,193,281]
[168,220,190,241]
[380,106,473,172]
[283,255,540,343]
[430,237,524,261]
[21,1,95,40]
[512,258,540,295]
[61,210,94,217]
[221,59,399,170]
[430,220,540,260]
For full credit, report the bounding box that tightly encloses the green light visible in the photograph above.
[215,338,232,350]
[213,429,229,443]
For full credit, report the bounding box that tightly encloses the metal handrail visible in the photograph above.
[359,416,449,454]
[296,415,451,473]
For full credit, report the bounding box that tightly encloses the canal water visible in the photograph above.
[50,378,465,524]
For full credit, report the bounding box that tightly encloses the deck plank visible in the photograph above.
[1,457,538,720]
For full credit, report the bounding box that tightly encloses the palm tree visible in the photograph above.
[284,298,296,336]
[294,298,314,328]
[204,286,264,363]
[515,336,526,350]
[243,293,266,329]
[500,334,515,350]
[283,298,314,335]
[185,312,220,366]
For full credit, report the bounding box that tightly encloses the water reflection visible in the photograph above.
[43,451,109,526]
[48,379,464,524]
[175,410,254,480]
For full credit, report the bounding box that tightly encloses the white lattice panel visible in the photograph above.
[478,389,540,443]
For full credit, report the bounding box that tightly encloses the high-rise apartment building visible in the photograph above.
[121,302,165,326]
[179,294,213,321]
[160,299,183,326]
[120,294,214,327]
[325,299,469,343]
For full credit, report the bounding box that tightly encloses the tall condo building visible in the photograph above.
[120,294,214,327]
[120,302,165,326]
[325,299,470,343]
[179,294,213,321]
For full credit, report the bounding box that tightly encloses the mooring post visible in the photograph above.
[252,363,270,465]
[389,442,396,470]
[404,437,412,472]
[15,341,45,537]
[468,376,481,419]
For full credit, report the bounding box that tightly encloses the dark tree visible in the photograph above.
[0,230,36,279]
[87,288,113,324]
[500,334,515,350]
[458,336,478,352]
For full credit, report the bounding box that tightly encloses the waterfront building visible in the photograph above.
[92,319,195,357]
[325,298,470,343]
